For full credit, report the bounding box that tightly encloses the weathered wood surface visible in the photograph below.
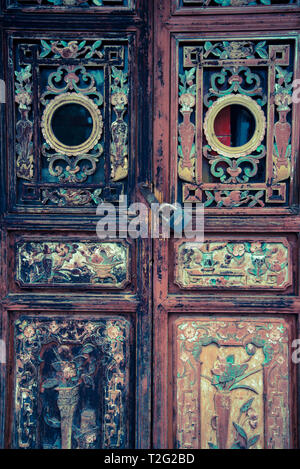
[153,0,300,450]
[0,0,300,450]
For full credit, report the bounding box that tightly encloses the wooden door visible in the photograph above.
[153,0,300,450]
[1,0,300,451]
[0,0,152,449]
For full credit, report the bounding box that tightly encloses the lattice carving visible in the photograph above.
[175,37,297,211]
[10,35,131,210]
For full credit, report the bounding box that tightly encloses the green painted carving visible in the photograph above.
[175,239,291,288]
[15,65,34,180]
[42,188,103,206]
[180,0,297,7]
[179,39,295,208]
[41,65,104,183]
[40,40,103,59]
[110,66,129,182]
[204,66,267,108]
[178,68,197,183]
[174,316,290,449]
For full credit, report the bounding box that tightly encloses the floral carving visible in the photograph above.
[175,239,291,289]
[273,66,293,183]
[12,36,130,207]
[15,65,34,180]
[41,66,104,183]
[110,66,129,182]
[14,317,131,449]
[180,0,297,6]
[16,241,130,288]
[42,188,103,206]
[40,39,104,59]
[178,68,196,183]
[9,0,131,8]
[178,39,295,209]
[174,317,290,449]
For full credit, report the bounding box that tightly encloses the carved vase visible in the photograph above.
[56,386,79,449]
[212,391,232,449]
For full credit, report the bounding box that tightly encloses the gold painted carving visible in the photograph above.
[203,94,266,158]
[41,92,103,157]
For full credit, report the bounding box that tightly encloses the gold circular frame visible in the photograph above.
[203,94,266,158]
[41,92,103,156]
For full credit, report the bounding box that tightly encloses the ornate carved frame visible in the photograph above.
[172,34,299,213]
[41,92,103,157]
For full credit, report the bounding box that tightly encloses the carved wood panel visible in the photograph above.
[6,0,135,12]
[16,240,131,289]
[170,315,295,449]
[7,32,133,212]
[9,314,134,449]
[5,231,137,294]
[173,0,299,12]
[0,1,152,450]
[173,35,299,213]
[174,237,293,291]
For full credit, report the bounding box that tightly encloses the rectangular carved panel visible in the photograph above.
[176,0,298,9]
[171,315,293,449]
[173,35,298,212]
[12,315,133,449]
[16,240,130,288]
[7,0,134,11]
[174,238,292,290]
[8,33,133,212]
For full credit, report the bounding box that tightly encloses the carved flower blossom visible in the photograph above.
[179,93,196,111]
[86,433,97,445]
[111,92,128,108]
[51,41,79,59]
[61,362,77,380]
[19,352,32,363]
[211,355,228,376]
[106,325,120,340]
[22,250,44,266]
[84,323,96,334]
[114,353,124,364]
[275,93,293,111]
[15,91,31,109]
[49,321,59,334]
[250,242,262,253]
[247,408,258,429]
[232,244,245,257]
[267,327,283,344]
[180,351,190,363]
[55,244,70,257]
[182,324,197,341]
[23,325,36,339]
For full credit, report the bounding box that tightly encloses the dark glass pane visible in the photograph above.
[51,103,93,147]
[214,104,256,147]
